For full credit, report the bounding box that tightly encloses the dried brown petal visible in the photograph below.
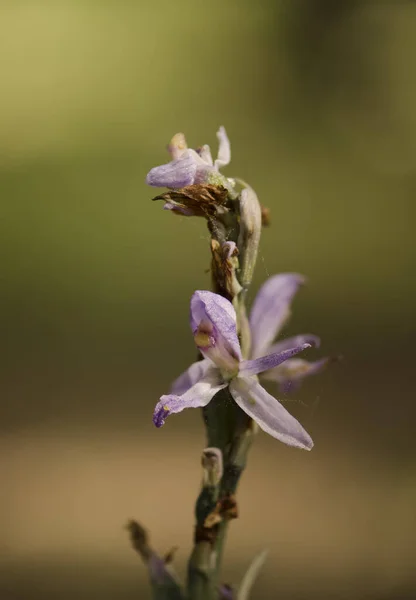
[153,184,229,218]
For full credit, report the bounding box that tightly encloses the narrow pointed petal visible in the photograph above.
[190,290,241,373]
[153,369,226,427]
[262,357,330,392]
[170,358,212,395]
[163,202,194,216]
[229,376,313,450]
[249,273,305,359]
[215,126,231,169]
[146,154,197,188]
[239,343,311,377]
[267,334,320,356]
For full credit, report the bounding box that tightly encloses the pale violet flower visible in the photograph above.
[146,127,231,189]
[249,273,330,394]
[153,290,314,450]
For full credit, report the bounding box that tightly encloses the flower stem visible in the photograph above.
[187,182,262,599]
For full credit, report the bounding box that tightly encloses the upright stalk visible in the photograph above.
[186,184,262,598]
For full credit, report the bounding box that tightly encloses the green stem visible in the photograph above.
[187,181,261,599]
[187,541,216,600]
[212,417,256,584]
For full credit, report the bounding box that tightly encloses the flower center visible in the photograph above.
[194,330,212,348]
[194,320,215,349]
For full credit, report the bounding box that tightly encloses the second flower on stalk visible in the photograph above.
[153,277,326,450]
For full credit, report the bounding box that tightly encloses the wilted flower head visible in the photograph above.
[153,290,314,450]
[146,126,231,189]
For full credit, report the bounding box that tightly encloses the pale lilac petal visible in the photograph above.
[197,144,214,166]
[214,126,231,169]
[239,343,311,377]
[229,376,313,450]
[262,357,330,393]
[146,154,197,188]
[163,202,194,216]
[147,128,228,188]
[190,291,241,372]
[249,273,306,359]
[153,369,226,427]
[194,166,215,184]
[189,148,216,183]
[267,334,320,356]
[190,291,237,338]
[170,358,211,395]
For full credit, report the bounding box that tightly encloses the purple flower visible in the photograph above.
[249,273,330,394]
[153,291,314,450]
[146,127,231,189]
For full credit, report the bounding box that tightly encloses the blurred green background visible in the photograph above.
[1,1,415,598]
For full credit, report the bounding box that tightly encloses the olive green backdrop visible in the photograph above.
[1,1,415,599]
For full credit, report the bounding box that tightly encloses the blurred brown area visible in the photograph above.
[1,1,415,599]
